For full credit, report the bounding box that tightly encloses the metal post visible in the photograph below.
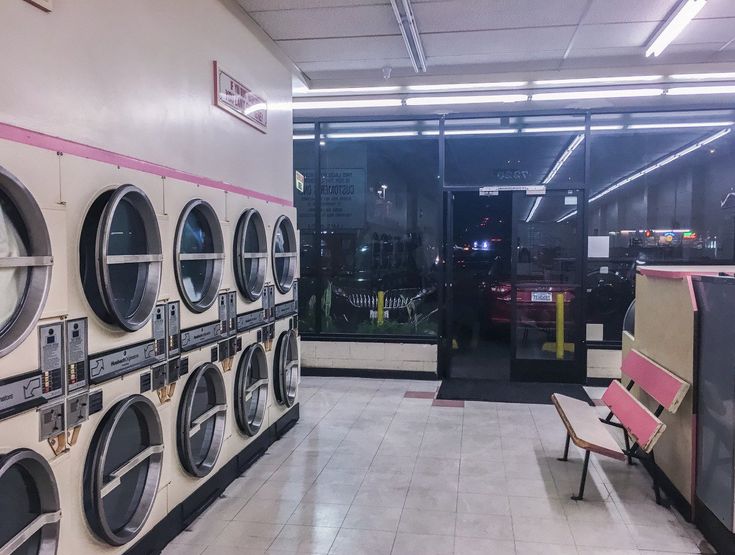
[572,450,591,501]
[556,292,564,360]
[559,433,571,461]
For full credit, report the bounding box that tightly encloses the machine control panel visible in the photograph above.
[38,401,65,441]
[66,392,89,429]
[151,364,167,390]
[166,301,181,357]
[39,322,64,400]
[88,390,103,416]
[65,318,88,394]
[227,291,237,336]
[152,304,167,358]
[140,371,152,393]
[218,292,228,334]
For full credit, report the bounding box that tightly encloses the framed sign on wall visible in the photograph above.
[25,0,53,11]
[213,61,267,133]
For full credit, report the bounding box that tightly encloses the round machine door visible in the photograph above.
[0,166,52,358]
[272,216,297,294]
[79,184,163,331]
[177,363,227,477]
[0,449,60,555]
[83,395,164,546]
[234,343,269,436]
[175,200,225,313]
[273,329,298,407]
[234,209,267,301]
[623,299,636,336]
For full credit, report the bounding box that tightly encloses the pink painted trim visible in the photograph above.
[0,121,292,206]
[638,267,723,280]
[686,275,698,313]
[404,391,435,399]
[432,399,464,408]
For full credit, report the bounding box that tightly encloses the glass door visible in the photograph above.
[510,190,585,382]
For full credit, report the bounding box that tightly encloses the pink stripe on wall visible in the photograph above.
[0,121,293,207]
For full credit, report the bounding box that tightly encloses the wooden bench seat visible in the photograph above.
[552,348,689,502]
[551,394,625,461]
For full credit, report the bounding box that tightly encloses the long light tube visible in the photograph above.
[534,75,662,86]
[532,89,664,101]
[406,94,528,106]
[628,121,734,129]
[326,131,418,139]
[408,81,528,92]
[294,86,401,96]
[422,129,518,136]
[670,72,735,80]
[293,99,403,110]
[525,197,542,222]
[589,127,731,203]
[543,134,585,184]
[667,85,735,96]
[646,0,707,57]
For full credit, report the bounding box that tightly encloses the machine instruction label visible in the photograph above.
[88,340,165,384]
[180,322,224,352]
[237,309,267,332]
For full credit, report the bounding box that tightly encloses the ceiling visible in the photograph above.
[236,0,735,88]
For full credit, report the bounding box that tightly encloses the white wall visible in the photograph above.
[302,341,437,374]
[0,0,293,199]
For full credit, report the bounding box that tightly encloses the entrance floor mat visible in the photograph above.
[437,379,591,405]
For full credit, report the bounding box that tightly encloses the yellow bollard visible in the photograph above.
[556,292,564,360]
[377,291,385,326]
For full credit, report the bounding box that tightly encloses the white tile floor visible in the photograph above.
[165,377,712,555]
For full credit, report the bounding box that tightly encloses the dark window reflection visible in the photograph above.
[295,127,440,336]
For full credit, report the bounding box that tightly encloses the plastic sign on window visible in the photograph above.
[213,61,267,133]
[24,0,53,11]
[295,171,304,193]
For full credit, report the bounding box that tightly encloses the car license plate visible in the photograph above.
[531,292,553,303]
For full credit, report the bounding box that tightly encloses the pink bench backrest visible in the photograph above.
[621,350,690,413]
[602,381,665,453]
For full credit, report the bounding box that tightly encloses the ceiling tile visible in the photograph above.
[239,0,389,12]
[585,0,677,23]
[573,22,659,49]
[674,18,735,44]
[279,36,408,63]
[696,0,735,18]
[414,0,588,33]
[251,6,397,40]
[422,27,576,56]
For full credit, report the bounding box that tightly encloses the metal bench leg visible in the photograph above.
[571,450,590,501]
[623,430,635,465]
[558,433,571,462]
[649,450,664,506]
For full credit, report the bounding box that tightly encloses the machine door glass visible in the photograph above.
[511,190,585,382]
[235,342,269,436]
[0,449,60,555]
[80,184,163,332]
[234,209,267,301]
[175,200,225,313]
[0,168,52,358]
[177,363,226,477]
[273,216,297,294]
[83,395,163,546]
[274,329,298,407]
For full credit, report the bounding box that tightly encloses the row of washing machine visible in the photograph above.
[0,139,300,555]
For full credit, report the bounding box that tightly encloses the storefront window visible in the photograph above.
[587,111,735,342]
[295,120,441,337]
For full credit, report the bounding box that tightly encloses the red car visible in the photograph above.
[486,281,576,329]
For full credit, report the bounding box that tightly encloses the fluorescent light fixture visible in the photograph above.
[293,99,403,110]
[408,81,528,92]
[557,210,577,223]
[628,121,734,129]
[406,94,528,106]
[390,0,427,72]
[667,85,735,95]
[293,135,316,140]
[326,131,418,139]
[523,126,584,133]
[532,89,664,101]
[589,127,731,203]
[646,0,707,57]
[294,86,401,96]
[620,229,692,233]
[543,134,584,184]
[591,125,625,131]
[525,197,542,222]
[423,128,518,136]
[534,75,662,86]
[670,72,735,80]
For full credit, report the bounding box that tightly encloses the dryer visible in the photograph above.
[267,317,299,433]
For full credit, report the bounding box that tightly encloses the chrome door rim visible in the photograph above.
[177,363,227,477]
[0,449,60,555]
[235,343,268,436]
[83,395,163,546]
[174,199,225,313]
[0,165,52,358]
[234,208,267,301]
[272,215,297,294]
[274,329,298,407]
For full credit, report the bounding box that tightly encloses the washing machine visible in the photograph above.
[269,211,299,309]
[267,317,299,433]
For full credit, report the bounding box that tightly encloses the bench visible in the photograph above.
[551,349,689,502]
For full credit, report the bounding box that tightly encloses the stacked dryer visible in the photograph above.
[0,133,300,555]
